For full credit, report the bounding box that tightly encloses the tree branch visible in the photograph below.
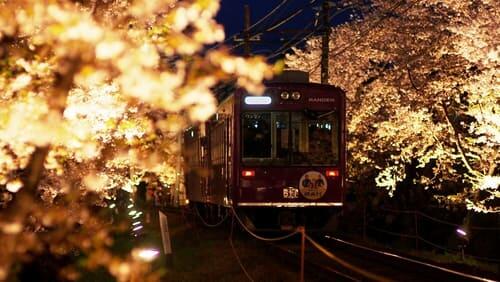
[440,102,478,177]
[406,65,420,92]
[21,146,50,193]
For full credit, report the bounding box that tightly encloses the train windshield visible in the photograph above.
[242,111,340,166]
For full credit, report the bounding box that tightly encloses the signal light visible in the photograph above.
[242,170,255,177]
[291,91,301,100]
[326,169,339,177]
[280,91,290,100]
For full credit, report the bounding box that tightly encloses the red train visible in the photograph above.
[183,71,345,230]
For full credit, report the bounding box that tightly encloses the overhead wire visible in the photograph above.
[309,0,421,72]
[266,20,317,60]
[329,0,415,59]
[267,4,357,60]
[245,0,291,33]
[229,0,319,55]
[206,0,291,52]
[264,0,318,32]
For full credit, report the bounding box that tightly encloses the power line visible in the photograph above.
[309,0,421,72]
[206,0,292,52]
[266,24,317,60]
[229,0,320,55]
[246,0,291,33]
[267,4,357,60]
[265,0,318,32]
[330,0,412,58]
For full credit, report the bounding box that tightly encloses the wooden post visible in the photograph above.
[363,201,367,241]
[414,211,419,250]
[299,226,306,282]
[320,1,331,84]
[159,211,173,267]
[174,133,182,207]
[243,5,251,56]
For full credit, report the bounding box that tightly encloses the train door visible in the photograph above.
[208,116,231,206]
[183,128,204,202]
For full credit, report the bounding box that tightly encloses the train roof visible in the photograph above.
[214,79,344,102]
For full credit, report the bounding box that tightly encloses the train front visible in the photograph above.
[233,83,345,230]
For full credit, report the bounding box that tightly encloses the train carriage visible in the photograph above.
[183,71,346,230]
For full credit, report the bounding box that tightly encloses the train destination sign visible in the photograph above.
[308,97,336,103]
[244,96,272,105]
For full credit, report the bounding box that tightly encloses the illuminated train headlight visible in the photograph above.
[291,91,301,100]
[280,91,290,100]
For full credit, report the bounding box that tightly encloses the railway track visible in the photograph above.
[166,206,497,281]
[261,233,497,282]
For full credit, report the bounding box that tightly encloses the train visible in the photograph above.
[182,71,346,230]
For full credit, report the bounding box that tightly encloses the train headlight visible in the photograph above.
[280,91,290,100]
[291,91,301,100]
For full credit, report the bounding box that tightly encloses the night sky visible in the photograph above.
[216,0,353,59]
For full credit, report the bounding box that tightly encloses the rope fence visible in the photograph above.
[193,204,229,228]
[380,207,500,231]
[230,206,300,241]
[228,207,391,282]
[191,203,500,281]
[229,214,254,282]
[193,205,301,280]
[367,225,418,239]
[363,207,500,263]
[305,235,392,282]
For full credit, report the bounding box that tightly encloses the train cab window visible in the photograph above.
[291,111,339,165]
[242,112,272,159]
[242,112,289,165]
[241,111,339,166]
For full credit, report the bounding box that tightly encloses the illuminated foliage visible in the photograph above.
[0,0,272,280]
[286,0,499,212]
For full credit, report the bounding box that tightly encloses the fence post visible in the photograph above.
[298,226,306,282]
[363,202,367,241]
[414,211,419,250]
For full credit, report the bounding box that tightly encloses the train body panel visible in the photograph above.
[237,166,343,206]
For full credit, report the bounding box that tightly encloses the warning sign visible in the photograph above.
[298,171,327,200]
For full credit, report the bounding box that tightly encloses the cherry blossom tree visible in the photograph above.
[286,0,499,212]
[0,0,272,280]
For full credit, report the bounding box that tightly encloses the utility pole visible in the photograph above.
[243,4,251,56]
[321,1,331,84]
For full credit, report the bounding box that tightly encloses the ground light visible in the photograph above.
[456,227,469,260]
[133,248,160,262]
[456,228,467,237]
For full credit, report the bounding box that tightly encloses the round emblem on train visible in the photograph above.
[298,171,327,200]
